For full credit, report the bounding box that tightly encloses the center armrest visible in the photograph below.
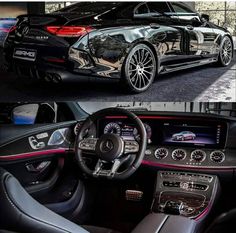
[132,213,197,233]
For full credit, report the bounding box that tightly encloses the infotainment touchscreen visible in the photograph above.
[162,123,223,147]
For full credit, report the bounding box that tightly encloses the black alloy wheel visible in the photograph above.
[217,36,233,67]
[123,44,157,93]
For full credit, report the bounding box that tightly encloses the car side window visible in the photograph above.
[171,2,195,14]
[134,3,149,15]
[147,2,171,14]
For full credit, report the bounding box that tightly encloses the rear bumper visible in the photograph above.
[4,46,121,82]
[8,58,120,84]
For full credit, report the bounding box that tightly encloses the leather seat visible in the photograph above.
[204,209,236,233]
[0,168,121,233]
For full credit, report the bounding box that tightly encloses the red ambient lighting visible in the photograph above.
[0,149,67,161]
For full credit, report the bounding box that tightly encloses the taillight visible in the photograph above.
[45,26,93,37]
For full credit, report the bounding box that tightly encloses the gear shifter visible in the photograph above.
[163,200,183,215]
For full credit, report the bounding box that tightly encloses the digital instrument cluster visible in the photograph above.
[102,121,152,143]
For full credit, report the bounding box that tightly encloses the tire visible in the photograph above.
[216,36,233,67]
[121,44,157,93]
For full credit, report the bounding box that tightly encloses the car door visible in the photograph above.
[169,2,216,59]
[135,2,186,68]
[0,103,86,219]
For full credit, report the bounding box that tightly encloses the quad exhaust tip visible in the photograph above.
[44,73,62,83]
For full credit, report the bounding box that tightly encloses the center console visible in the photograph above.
[132,171,220,233]
[152,171,220,219]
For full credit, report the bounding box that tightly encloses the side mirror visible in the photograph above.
[191,17,203,27]
[12,104,39,125]
[201,14,210,22]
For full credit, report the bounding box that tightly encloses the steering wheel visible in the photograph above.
[75,108,147,180]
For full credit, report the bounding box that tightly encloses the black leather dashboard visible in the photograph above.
[0,112,236,172]
[97,112,236,170]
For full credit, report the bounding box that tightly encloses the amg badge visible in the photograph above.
[13,48,37,61]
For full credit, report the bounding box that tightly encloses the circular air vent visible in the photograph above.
[191,150,206,163]
[172,149,187,161]
[154,148,168,160]
[74,122,82,136]
[210,151,225,163]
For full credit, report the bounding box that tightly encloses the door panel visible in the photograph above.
[168,2,216,59]
[0,121,76,190]
[143,18,185,69]
[2,157,64,193]
[142,2,185,67]
[174,18,216,59]
[0,120,87,217]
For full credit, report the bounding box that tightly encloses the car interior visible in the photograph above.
[0,102,236,233]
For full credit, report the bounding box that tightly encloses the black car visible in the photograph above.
[4,2,234,93]
[0,102,236,233]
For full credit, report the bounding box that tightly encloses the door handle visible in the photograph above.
[26,161,51,173]
[186,25,194,30]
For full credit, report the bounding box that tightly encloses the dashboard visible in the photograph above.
[98,113,236,170]
[0,112,236,172]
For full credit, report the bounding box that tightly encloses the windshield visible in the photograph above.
[78,102,236,117]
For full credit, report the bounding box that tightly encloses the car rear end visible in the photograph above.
[4,14,93,83]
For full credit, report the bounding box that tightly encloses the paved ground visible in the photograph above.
[0,49,235,102]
